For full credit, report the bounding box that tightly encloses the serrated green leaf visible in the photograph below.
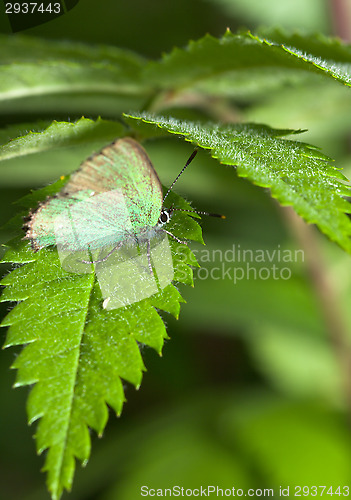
[125,113,351,253]
[258,28,351,64]
[0,117,125,162]
[0,119,50,146]
[143,30,351,96]
[0,176,203,500]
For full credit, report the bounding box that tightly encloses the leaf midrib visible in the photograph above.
[52,271,96,492]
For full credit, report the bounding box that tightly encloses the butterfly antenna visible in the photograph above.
[162,148,199,203]
[171,207,226,219]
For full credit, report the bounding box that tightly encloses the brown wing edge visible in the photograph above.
[63,137,162,197]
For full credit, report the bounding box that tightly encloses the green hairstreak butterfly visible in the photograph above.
[24,138,224,309]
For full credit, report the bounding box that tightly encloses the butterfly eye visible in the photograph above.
[158,210,170,225]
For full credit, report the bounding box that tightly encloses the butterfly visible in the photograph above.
[24,138,224,309]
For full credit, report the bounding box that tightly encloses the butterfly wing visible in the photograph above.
[26,138,163,251]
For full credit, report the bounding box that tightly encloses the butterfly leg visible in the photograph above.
[81,242,123,264]
[161,229,188,245]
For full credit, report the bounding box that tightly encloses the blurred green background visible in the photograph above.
[0,0,351,499]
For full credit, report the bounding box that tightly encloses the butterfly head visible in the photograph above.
[158,208,173,226]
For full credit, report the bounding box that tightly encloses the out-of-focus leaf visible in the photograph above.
[0,35,152,115]
[205,0,328,32]
[223,396,351,487]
